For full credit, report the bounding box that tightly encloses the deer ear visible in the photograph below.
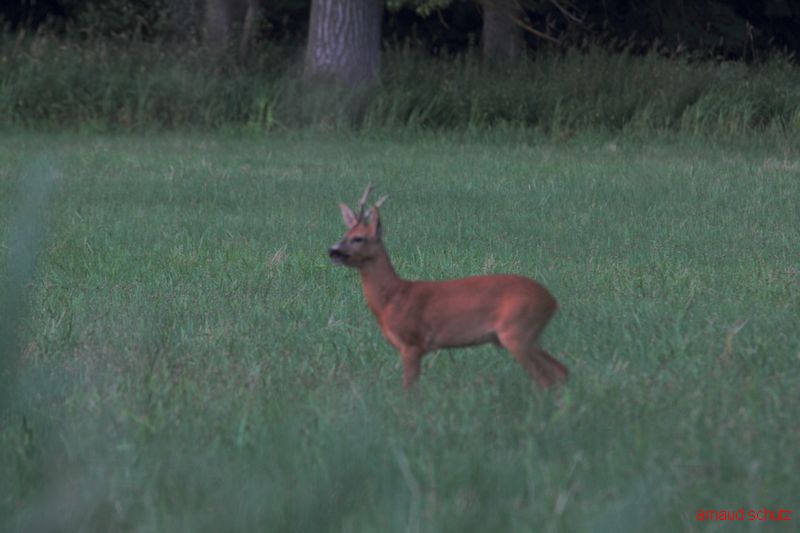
[368,206,382,238]
[339,203,358,228]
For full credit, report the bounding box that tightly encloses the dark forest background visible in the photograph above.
[4,0,800,56]
[1,0,799,133]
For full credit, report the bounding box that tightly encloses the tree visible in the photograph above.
[304,0,383,89]
[204,0,259,57]
[399,0,528,63]
[479,0,524,63]
[303,0,383,122]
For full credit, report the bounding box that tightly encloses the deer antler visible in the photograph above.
[373,194,389,209]
[357,183,374,221]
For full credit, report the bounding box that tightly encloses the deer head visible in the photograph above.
[329,184,388,267]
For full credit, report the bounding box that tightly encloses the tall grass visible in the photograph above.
[1,34,799,137]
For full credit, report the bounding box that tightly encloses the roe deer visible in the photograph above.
[329,185,568,390]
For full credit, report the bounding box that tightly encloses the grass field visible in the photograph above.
[1,130,798,532]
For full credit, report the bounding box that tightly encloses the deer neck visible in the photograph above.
[358,245,403,318]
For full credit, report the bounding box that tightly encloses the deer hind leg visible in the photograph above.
[400,347,423,390]
[533,348,569,385]
[498,331,552,388]
[497,326,567,389]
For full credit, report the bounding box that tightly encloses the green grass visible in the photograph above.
[1,130,798,532]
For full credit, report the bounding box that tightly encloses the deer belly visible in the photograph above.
[422,314,499,350]
[432,323,499,349]
[378,312,496,352]
[424,297,503,349]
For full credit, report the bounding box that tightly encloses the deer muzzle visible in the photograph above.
[328,244,349,265]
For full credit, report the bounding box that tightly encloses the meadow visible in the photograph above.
[0,129,798,532]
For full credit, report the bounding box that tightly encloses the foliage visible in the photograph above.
[1,131,798,531]
[3,0,800,55]
[67,0,185,40]
[387,0,455,17]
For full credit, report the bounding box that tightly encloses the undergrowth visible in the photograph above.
[1,34,798,138]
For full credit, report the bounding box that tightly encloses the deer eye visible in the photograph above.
[351,236,365,243]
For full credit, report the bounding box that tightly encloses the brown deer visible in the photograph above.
[329,185,569,390]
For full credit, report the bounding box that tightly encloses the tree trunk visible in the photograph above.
[303,0,382,124]
[239,0,259,59]
[205,0,231,50]
[205,0,257,59]
[480,0,524,64]
[304,0,382,86]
